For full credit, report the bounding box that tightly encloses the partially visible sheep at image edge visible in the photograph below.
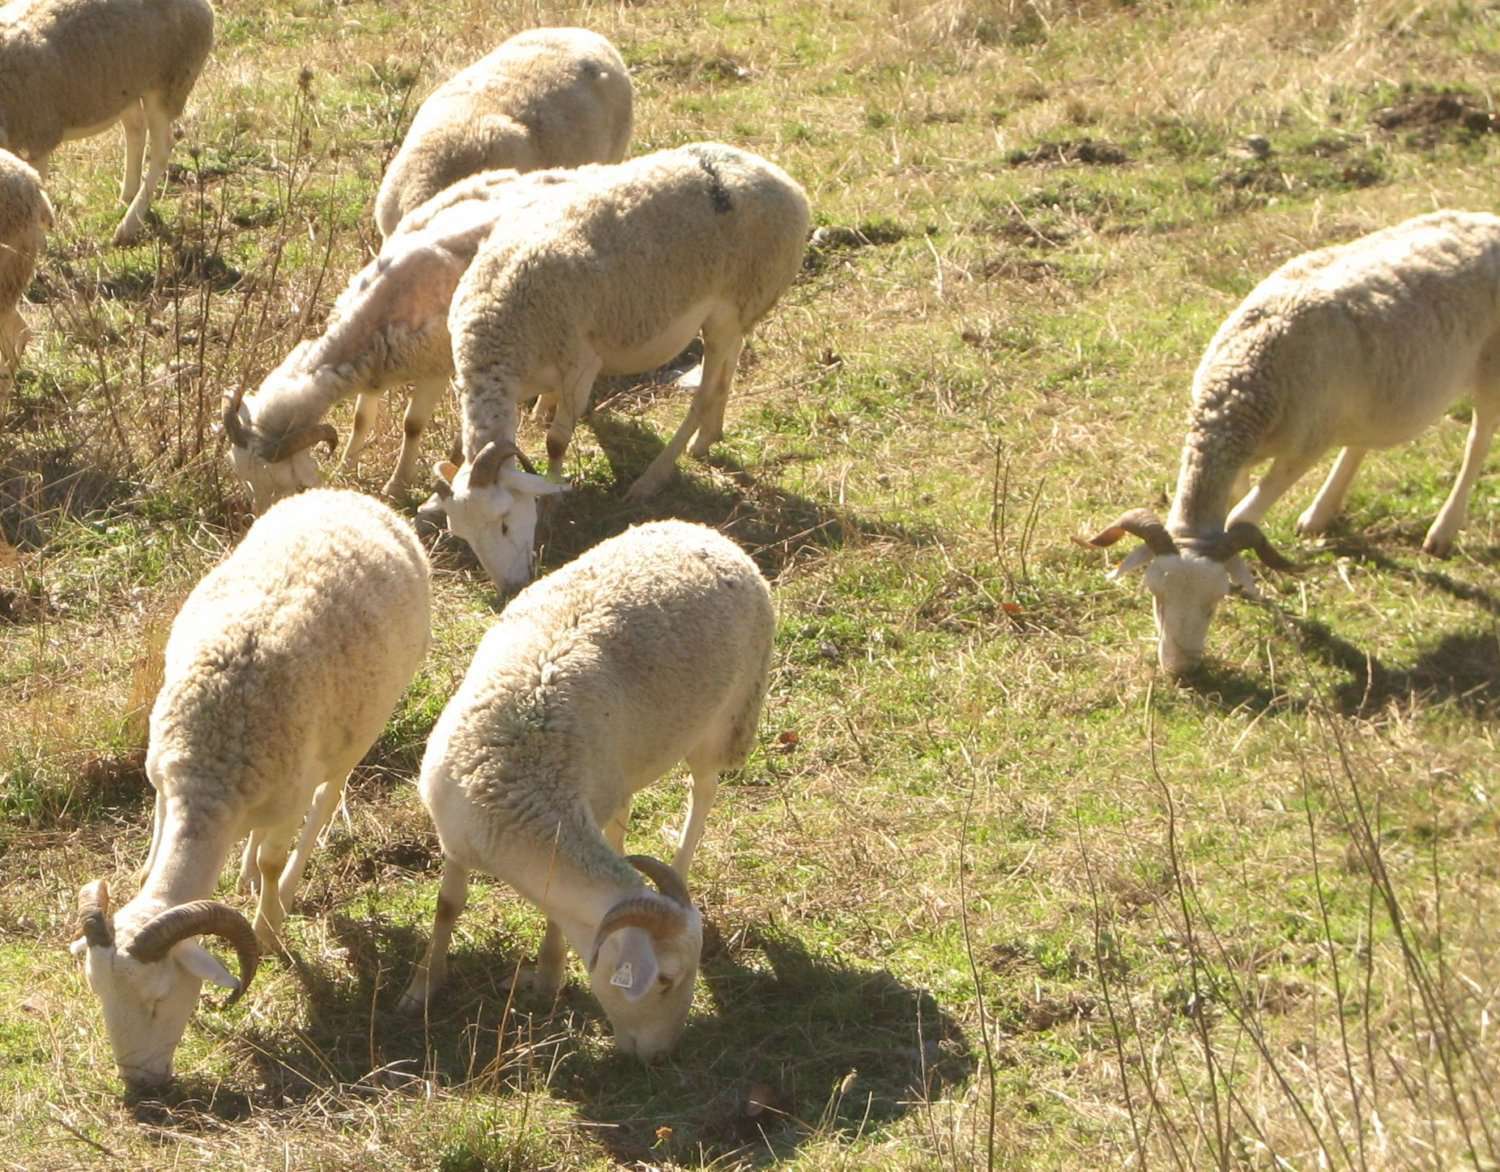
[400,519,774,1062]
[0,148,52,399]
[1081,209,1500,674]
[436,141,811,591]
[0,0,215,246]
[375,26,633,238]
[74,489,431,1093]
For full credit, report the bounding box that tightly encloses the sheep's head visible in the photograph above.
[222,376,336,514]
[1079,508,1295,674]
[434,441,566,591]
[588,856,703,1062]
[72,881,259,1094]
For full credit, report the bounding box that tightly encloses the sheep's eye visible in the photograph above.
[657,975,673,992]
[500,521,509,536]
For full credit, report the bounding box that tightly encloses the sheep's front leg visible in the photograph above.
[253,835,294,950]
[385,375,448,498]
[1425,398,1498,557]
[341,392,383,472]
[1297,447,1366,536]
[1226,450,1322,529]
[673,761,719,878]
[113,93,174,245]
[135,790,166,884]
[544,355,603,480]
[276,775,346,912]
[399,858,470,1014]
[239,829,265,894]
[119,102,146,205]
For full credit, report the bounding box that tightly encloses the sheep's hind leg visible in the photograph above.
[113,92,174,246]
[1425,396,1498,557]
[626,326,742,501]
[119,102,146,204]
[1226,450,1322,529]
[340,393,383,472]
[1297,447,1366,536]
[398,858,470,1014]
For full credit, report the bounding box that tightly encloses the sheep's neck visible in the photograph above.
[1167,439,1241,538]
[134,801,239,911]
[458,374,522,462]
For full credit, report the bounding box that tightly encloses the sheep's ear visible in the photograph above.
[1108,544,1157,580]
[598,927,660,1003]
[1225,555,1261,599]
[434,460,460,489]
[172,941,239,990]
[69,936,89,958]
[500,465,569,498]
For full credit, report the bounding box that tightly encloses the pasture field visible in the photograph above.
[2,0,1498,1167]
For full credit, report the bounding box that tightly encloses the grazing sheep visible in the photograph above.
[73,489,430,1092]
[224,167,583,512]
[399,520,774,1061]
[1081,209,1500,673]
[0,0,215,246]
[436,141,811,590]
[0,149,52,399]
[374,27,632,238]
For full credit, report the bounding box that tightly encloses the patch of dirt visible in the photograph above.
[1007,138,1129,167]
[1372,87,1500,146]
[978,256,1061,282]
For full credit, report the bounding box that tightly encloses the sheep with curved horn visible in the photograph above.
[399,520,774,1061]
[74,489,430,1093]
[1081,209,1500,672]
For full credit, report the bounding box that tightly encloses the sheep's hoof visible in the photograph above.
[624,474,667,503]
[396,987,430,1016]
[1422,533,1456,558]
[112,222,144,248]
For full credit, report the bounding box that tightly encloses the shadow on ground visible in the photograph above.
[130,907,972,1167]
[1178,533,1500,718]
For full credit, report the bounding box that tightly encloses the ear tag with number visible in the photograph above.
[610,962,634,989]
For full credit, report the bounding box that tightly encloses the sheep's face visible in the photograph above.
[589,912,704,1062]
[435,458,567,591]
[1119,549,1255,674]
[74,931,238,1093]
[229,440,321,514]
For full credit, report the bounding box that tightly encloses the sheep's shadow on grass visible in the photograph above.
[567,919,974,1166]
[0,447,130,551]
[174,907,969,1165]
[535,404,932,583]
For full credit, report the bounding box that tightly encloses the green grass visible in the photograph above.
[2,0,1499,1167]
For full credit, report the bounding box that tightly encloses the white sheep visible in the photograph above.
[1081,209,1500,673]
[73,489,430,1092]
[435,141,811,591]
[398,520,774,1061]
[0,0,215,246]
[374,27,632,238]
[223,167,585,512]
[0,148,52,400]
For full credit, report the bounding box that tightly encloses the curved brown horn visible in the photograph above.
[267,422,338,463]
[590,893,687,969]
[1073,508,1178,556]
[625,854,692,909]
[128,901,260,1008]
[222,383,249,448]
[469,440,537,488]
[1206,522,1298,572]
[77,879,114,950]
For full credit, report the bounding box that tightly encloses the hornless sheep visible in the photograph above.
[374,27,632,238]
[399,520,774,1061]
[435,141,810,591]
[0,149,52,399]
[74,490,430,1092]
[1081,210,1500,674]
[0,0,214,246]
[223,167,584,512]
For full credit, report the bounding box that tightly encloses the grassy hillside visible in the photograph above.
[2,0,1497,1167]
